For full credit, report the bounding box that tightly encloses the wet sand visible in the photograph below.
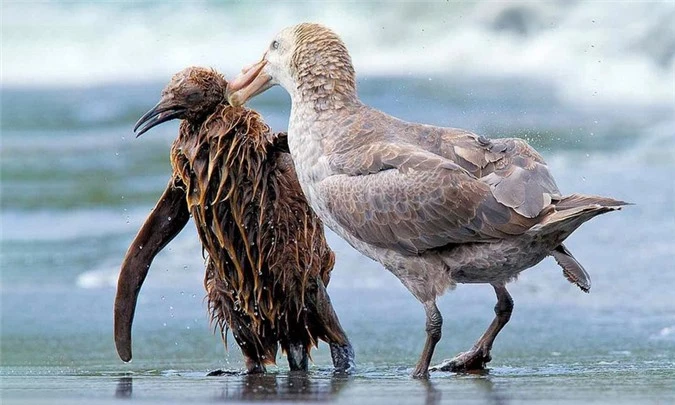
[2,365,674,405]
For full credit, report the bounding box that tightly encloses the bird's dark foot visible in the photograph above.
[206,369,242,377]
[430,347,491,373]
[330,343,356,375]
[207,364,265,376]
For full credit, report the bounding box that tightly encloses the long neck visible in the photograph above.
[290,50,360,113]
[294,80,359,113]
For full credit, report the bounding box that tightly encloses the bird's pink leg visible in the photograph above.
[412,301,443,379]
[431,283,513,373]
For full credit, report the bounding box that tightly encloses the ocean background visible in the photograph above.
[1,1,674,404]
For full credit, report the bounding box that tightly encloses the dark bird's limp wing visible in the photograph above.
[114,176,190,361]
[321,144,541,255]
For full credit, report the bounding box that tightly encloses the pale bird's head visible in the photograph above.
[134,67,227,136]
[227,23,357,108]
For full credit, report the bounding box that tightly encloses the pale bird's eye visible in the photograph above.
[271,40,279,50]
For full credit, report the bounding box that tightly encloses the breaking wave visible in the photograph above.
[3,1,674,107]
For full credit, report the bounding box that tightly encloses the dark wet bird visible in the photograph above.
[114,66,354,374]
[226,23,629,378]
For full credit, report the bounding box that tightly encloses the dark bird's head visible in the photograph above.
[134,67,228,136]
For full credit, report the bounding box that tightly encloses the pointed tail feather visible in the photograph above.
[535,193,630,229]
[554,193,631,211]
[551,244,591,293]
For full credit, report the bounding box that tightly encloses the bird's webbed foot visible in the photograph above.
[206,369,244,377]
[429,345,491,373]
[207,359,266,376]
[330,343,356,374]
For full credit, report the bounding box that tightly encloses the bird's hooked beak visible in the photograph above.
[226,56,274,107]
[133,97,186,137]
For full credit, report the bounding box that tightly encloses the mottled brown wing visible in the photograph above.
[335,107,561,219]
[321,145,538,255]
[413,127,562,219]
[479,138,561,218]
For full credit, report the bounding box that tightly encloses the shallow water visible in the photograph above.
[2,1,675,404]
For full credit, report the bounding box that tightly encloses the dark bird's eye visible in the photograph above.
[271,40,279,50]
[186,92,202,103]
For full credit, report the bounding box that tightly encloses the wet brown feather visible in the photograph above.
[166,69,344,366]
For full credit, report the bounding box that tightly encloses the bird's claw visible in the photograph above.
[412,366,431,379]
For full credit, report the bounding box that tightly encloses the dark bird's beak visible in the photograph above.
[133,99,186,137]
[226,57,274,107]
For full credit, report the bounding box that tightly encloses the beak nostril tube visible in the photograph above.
[225,59,272,107]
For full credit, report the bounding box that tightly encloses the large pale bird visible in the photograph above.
[226,23,627,378]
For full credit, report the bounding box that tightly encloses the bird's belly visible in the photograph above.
[311,210,456,301]
[440,237,553,284]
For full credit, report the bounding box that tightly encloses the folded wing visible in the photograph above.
[320,143,547,255]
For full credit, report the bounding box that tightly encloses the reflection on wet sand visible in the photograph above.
[115,376,133,399]
[420,379,442,405]
[114,373,350,402]
[214,373,349,402]
[428,371,507,405]
[468,375,508,405]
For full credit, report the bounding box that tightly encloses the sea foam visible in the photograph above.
[3,1,673,108]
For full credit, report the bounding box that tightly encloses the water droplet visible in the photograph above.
[161,296,165,300]
[163,322,167,327]
[115,152,119,156]
[192,294,196,298]
[168,216,172,221]
[180,291,184,296]
[138,245,143,250]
